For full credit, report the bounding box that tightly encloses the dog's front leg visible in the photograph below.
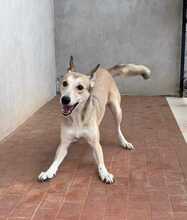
[87,129,114,184]
[92,142,114,184]
[38,138,70,182]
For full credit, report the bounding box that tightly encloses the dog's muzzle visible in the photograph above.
[61,103,79,116]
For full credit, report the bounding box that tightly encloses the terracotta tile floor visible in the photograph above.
[0,96,187,220]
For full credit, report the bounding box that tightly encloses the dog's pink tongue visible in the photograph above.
[63,105,73,114]
[64,105,70,113]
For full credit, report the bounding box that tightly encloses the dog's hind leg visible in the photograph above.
[108,89,134,150]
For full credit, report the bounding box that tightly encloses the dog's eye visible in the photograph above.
[77,85,84,90]
[62,81,68,87]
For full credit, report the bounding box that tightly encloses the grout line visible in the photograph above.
[77,146,95,220]
[78,175,93,220]
[162,158,175,220]
[7,182,37,219]
[30,191,48,220]
[54,164,81,219]
[102,155,114,220]
[126,148,130,220]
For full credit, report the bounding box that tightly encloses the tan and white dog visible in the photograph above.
[38,56,150,183]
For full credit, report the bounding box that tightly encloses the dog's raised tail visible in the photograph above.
[108,64,151,80]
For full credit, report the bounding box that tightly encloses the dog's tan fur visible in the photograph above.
[38,57,150,183]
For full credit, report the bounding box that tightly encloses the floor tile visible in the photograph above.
[0,96,187,220]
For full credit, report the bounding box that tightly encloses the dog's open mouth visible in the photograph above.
[62,103,79,116]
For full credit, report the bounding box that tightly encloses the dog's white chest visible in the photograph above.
[68,125,92,140]
[73,127,87,139]
[65,115,95,141]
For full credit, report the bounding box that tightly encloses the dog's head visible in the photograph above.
[60,56,100,116]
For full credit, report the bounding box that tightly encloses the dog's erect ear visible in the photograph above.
[67,55,76,72]
[89,64,100,79]
[89,64,100,88]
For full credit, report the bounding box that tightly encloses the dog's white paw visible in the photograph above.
[98,166,114,184]
[38,170,56,182]
[119,137,135,150]
[123,142,135,150]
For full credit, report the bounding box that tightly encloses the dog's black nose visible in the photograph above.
[61,96,71,105]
